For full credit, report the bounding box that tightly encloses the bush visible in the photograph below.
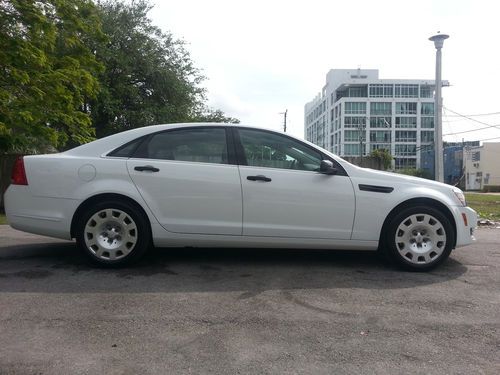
[483,185,500,193]
[397,168,434,180]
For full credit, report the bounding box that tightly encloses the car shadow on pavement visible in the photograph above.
[0,241,467,293]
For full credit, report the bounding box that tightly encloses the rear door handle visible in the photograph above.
[134,165,160,172]
[247,175,272,182]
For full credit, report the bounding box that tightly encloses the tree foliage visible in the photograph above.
[0,0,104,153]
[0,0,239,153]
[89,0,206,137]
[192,109,240,124]
[369,148,393,170]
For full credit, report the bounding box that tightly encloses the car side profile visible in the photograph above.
[4,123,477,270]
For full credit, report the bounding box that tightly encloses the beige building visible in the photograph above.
[464,142,500,190]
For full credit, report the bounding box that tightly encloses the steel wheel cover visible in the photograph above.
[84,209,138,261]
[394,213,447,265]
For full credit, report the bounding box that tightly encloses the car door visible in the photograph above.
[126,126,242,235]
[234,128,355,239]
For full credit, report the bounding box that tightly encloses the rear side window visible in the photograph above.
[108,137,145,158]
[134,128,229,164]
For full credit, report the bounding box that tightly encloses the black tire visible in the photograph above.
[75,200,151,267]
[382,205,455,271]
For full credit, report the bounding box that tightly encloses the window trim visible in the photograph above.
[108,126,238,165]
[231,127,348,176]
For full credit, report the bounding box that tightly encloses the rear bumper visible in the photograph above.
[452,205,477,248]
[4,185,78,240]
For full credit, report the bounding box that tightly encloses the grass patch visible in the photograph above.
[465,193,500,220]
[0,213,6,225]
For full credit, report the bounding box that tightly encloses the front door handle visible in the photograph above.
[134,165,160,172]
[247,175,272,182]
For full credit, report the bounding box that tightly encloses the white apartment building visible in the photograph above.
[464,142,500,190]
[304,69,442,169]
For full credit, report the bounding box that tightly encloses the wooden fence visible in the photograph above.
[0,155,20,211]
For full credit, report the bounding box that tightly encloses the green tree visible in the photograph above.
[192,108,240,124]
[90,0,206,137]
[369,148,393,170]
[0,0,104,153]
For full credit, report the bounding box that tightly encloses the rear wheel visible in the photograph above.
[76,200,151,266]
[384,205,455,271]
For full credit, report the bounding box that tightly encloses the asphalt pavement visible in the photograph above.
[0,226,499,374]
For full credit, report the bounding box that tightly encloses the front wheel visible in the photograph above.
[76,200,151,267]
[384,205,455,271]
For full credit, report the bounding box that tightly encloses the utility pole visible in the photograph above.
[359,122,365,162]
[429,32,449,182]
[280,109,288,132]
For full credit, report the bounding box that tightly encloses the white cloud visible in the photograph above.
[151,0,500,142]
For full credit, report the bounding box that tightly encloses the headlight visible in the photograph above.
[453,188,466,206]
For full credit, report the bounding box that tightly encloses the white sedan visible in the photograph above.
[4,123,477,270]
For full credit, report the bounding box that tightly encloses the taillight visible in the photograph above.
[11,156,28,185]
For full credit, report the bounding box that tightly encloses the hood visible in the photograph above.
[349,165,457,192]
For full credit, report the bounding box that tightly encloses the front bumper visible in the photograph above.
[452,205,477,248]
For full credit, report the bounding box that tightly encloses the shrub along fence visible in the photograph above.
[0,155,20,211]
[343,156,385,170]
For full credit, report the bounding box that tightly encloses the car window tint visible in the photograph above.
[108,137,144,157]
[238,129,322,171]
[140,128,228,164]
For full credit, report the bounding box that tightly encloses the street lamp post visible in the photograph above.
[429,32,449,182]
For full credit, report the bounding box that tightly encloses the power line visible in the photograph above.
[444,111,500,117]
[442,107,500,134]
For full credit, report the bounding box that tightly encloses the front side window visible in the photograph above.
[238,129,322,172]
[135,128,228,164]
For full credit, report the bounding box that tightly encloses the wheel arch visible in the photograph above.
[379,197,457,249]
[70,193,151,239]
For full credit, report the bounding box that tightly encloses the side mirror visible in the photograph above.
[319,160,337,175]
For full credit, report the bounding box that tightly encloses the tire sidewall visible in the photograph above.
[76,200,151,267]
[385,205,455,271]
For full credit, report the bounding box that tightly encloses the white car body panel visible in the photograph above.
[3,123,477,254]
[126,159,243,235]
[239,166,355,239]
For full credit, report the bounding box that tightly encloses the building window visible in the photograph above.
[395,84,419,98]
[421,103,434,115]
[369,84,393,98]
[370,144,391,152]
[370,131,391,143]
[344,144,361,156]
[395,144,417,156]
[472,151,480,162]
[395,117,417,128]
[344,130,360,142]
[420,85,433,98]
[395,131,417,142]
[344,116,366,128]
[421,117,434,128]
[395,158,417,169]
[370,116,392,128]
[370,102,392,115]
[345,102,366,115]
[421,131,434,143]
[396,102,417,115]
